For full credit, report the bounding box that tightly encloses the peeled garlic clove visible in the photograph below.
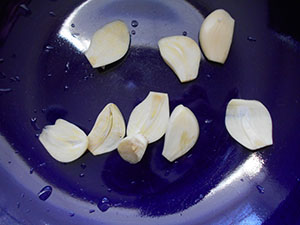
[158,36,201,83]
[127,91,169,143]
[199,9,234,64]
[162,105,199,162]
[88,103,125,155]
[85,20,130,68]
[118,134,148,164]
[39,119,88,163]
[225,99,273,150]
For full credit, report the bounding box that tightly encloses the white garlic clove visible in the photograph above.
[127,91,169,143]
[117,134,148,164]
[162,105,199,162]
[88,103,125,155]
[158,36,201,83]
[199,9,235,64]
[225,99,273,150]
[85,20,130,68]
[39,119,88,163]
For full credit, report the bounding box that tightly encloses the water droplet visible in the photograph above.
[39,162,46,167]
[0,58,4,63]
[174,160,179,164]
[130,180,136,185]
[19,4,31,15]
[35,133,40,138]
[164,170,170,176]
[15,76,20,81]
[182,31,187,36]
[194,194,204,203]
[0,88,12,93]
[83,75,89,81]
[89,209,95,213]
[65,62,70,70]
[15,150,19,154]
[64,85,69,91]
[187,154,193,158]
[79,173,85,178]
[38,186,52,201]
[297,177,300,182]
[98,197,110,212]
[204,119,213,124]
[256,185,264,194]
[71,23,75,28]
[0,72,6,79]
[16,202,20,208]
[247,36,256,42]
[45,45,54,53]
[9,77,17,82]
[89,200,95,205]
[206,74,212,79]
[41,108,47,113]
[26,209,31,213]
[30,117,40,131]
[30,168,34,174]
[8,161,11,164]
[47,73,52,77]
[131,30,136,35]
[80,188,84,192]
[107,188,112,192]
[240,178,244,182]
[80,163,86,169]
[131,20,139,27]
[49,11,56,17]
[21,193,25,198]
[69,212,75,217]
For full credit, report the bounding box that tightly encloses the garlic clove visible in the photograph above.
[162,105,199,162]
[199,9,234,64]
[85,20,130,68]
[225,99,273,150]
[127,91,169,143]
[39,119,88,163]
[117,134,148,164]
[88,103,125,155]
[158,36,201,83]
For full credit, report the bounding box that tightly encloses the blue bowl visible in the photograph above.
[0,0,300,224]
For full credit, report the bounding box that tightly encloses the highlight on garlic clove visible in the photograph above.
[199,9,235,64]
[162,105,199,162]
[158,36,201,83]
[118,91,169,164]
[39,119,88,163]
[85,20,130,68]
[225,99,273,150]
[88,103,125,156]
[118,134,148,164]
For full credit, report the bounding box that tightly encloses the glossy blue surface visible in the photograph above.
[0,0,300,224]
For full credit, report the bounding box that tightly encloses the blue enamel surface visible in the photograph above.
[0,0,300,224]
